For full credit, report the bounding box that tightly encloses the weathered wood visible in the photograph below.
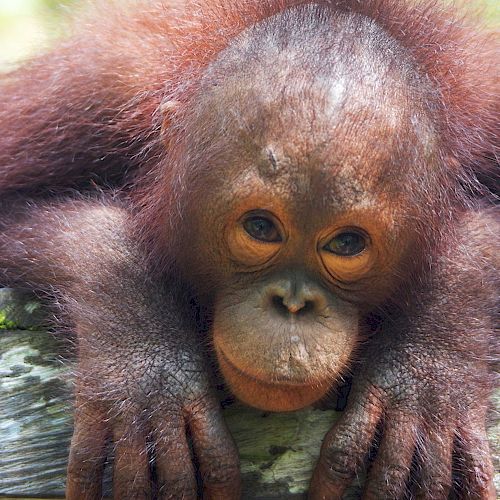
[0,325,356,499]
[0,328,72,497]
[0,290,497,498]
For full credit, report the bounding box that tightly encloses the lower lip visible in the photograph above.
[215,345,334,412]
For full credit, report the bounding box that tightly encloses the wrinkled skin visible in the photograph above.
[311,341,494,500]
[0,202,241,499]
[68,318,239,500]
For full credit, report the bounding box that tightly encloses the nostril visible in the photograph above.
[271,294,291,316]
[301,300,314,314]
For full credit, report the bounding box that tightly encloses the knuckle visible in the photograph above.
[157,473,195,499]
[68,446,102,470]
[365,465,410,499]
[187,392,213,414]
[320,445,358,481]
[203,455,241,486]
[67,459,101,487]
[425,480,453,498]
[66,467,89,485]
[463,463,495,495]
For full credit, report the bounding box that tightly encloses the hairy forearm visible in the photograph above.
[0,198,188,343]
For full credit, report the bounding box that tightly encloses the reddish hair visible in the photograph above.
[130,0,498,269]
[0,0,497,272]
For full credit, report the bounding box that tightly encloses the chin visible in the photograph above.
[215,344,334,412]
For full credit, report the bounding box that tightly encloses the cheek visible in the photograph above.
[212,294,360,411]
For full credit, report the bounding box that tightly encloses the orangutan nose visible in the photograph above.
[264,278,326,316]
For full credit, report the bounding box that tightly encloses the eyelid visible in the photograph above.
[238,209,278,223]
[227,209,285,268]
[317,226,374,284]
[238,210,286,240]
[323,231,367,256]
[320,227,370,250]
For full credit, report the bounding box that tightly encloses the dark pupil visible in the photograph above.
[243,217,279,242]
[327,232,365,256]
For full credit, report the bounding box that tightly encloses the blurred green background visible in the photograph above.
[0,0,498,70]
[0,0,75,69]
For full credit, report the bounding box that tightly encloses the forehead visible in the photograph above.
[195,77,433,216]
[186,6,436,217]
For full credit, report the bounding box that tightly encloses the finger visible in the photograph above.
[309,385,385,499]
[187,396,241,500]
[112,418,151,500]
[454,425,496,499]
[66,398,110,500]
[413,427,453,499]
[362,410,419,499]
[151,413,197,500]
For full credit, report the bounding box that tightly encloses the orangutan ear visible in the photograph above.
[160,99,181,145]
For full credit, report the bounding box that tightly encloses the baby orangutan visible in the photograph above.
[0,0,498,498]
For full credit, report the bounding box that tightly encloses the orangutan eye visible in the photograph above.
[243,216,281,243]
[324,231,366,256]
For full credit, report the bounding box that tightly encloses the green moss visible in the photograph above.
[24,301,41,315]
[0,313,18,330]
[0,308,25,330]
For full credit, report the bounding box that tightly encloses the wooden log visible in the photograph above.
[0,289,497,498]
[0,328,72,497]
